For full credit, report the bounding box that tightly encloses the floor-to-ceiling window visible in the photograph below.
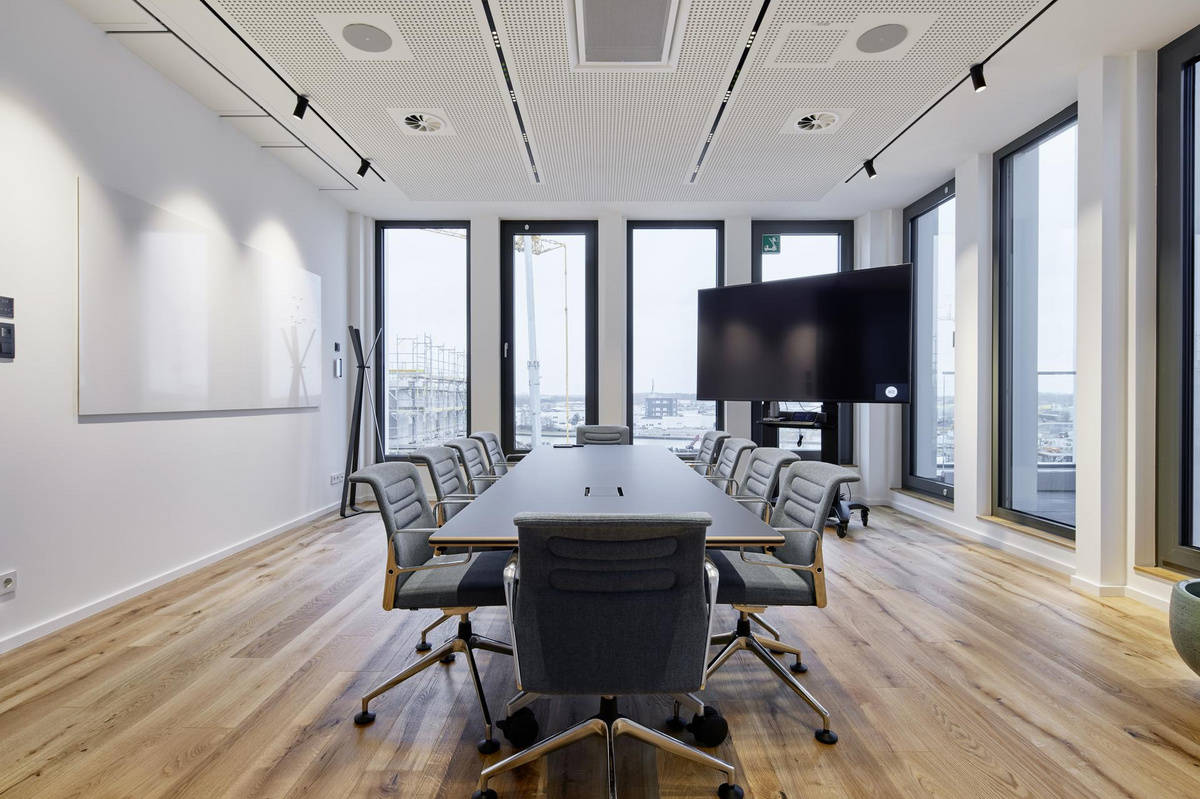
[903,181,956,500]
[1157,25,1200,573]
[627,222,723,454]
[996,107,1078,537]
[500,221,597,452]
[750,220,854,462]
[375,222,470,455]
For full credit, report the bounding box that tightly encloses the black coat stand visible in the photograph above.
[341,325,385,517]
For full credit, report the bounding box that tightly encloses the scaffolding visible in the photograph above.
[387,334,467,450]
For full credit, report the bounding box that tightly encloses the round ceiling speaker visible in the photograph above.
[342,23,393,53]
[403,112,446,133]
[855,23,908,54]
[795,112,839,132]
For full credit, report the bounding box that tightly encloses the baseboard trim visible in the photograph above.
[0,502,340,656]
[1122,582,1171,611]
[1069,574,1125,597]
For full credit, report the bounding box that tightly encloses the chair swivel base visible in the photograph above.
[708,611,837,745]
[353,612,512,754]
[473,697,742,799]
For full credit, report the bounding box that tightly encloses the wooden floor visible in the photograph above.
[2,507,1198,799]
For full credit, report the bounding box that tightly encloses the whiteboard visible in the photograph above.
[77,180,322,415]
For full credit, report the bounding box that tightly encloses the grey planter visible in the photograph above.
[1170,578,1200,677]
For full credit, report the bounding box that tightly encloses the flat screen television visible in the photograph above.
[696,264,912,403]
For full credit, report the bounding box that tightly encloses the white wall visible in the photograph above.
[0,0,350,652]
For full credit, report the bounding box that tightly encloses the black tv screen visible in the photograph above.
[697,264,912,403]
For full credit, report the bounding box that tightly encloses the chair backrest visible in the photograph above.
[446,437,492,485]
[575,424,631,445]
[770,461,860,564]
[711,437,755,480]
[470,431,509,475]
[347,462,435,577]
[696,430,731,465]
[412,446,470,520]
[739,447,800,501]
[511,513,713,696]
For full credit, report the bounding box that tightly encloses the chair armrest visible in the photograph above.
[433,495,477,525]
[705,476,738,495]
[740,527,826,606]
[732,496,771,523]
[392,537,475,573]
[506,453,527,463]
[468,474,502,493]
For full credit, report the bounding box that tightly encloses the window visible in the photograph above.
[1157,25,1200,572]
[995,107,1078,536]
[627,222,723,453]
[903,181,956,500]
[375,222,470,455]
[750,220,854,462]
[501,221,598,452]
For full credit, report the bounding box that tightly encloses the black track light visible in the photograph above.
[970,63,987,93]
[292,94,309,119]
[864,159,877,179]
[357,158,370,178]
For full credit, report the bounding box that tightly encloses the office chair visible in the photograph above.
[346,462,514,753]
[730,447,799,522]
[704,460,859,745]
[473,513,742,799]
[681,430,730,474]
[412,445,477,524]
[447,437,503,494]
[703,437,755,494]
[470,431,525,476]
[575,424,631,444]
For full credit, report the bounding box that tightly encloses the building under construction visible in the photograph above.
[386,334,467,451]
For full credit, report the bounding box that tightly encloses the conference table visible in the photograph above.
[429,444,784,549]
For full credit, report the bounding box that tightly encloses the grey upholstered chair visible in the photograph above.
[411,445,476,524]
[682,430,730,474]
[704,436,755,494]
[473,513,743,799]
[575,424,631,445]
[446,437,502,494]
[705,460,860,746]
[470,431,524,476]
[732,447,800,522]
[346,462,514,753]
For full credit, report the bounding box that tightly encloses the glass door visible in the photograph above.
[501,221,598,452]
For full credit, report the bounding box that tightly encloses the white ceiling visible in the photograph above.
[64,0,1200,217]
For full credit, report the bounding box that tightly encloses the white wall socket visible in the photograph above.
[0,570,16,598]
[330,472,345,485]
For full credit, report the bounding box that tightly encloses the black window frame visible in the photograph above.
[373,220,472,461]
[500,220,599,455]
[902,179,957,501]
[625,220,725,450]
[749,219,855,463]
[1157,24,1200,574]
[992,104,1079,539]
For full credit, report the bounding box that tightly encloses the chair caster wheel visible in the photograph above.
[497,707,539,749]
[836,524,848,538]
[791,661,808,674]
[477,737,500,754]
[686,706,729,747]
[815,728,838,745]
[860,509,869,527]
[440,653,457,664]
[717,783,744,799]
[471,790,498,799]
[415,641,432,652]
[353,710,376,726]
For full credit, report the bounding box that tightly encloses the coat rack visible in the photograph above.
[341,325,385,517]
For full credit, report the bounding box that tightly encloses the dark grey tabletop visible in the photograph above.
[428,445,785,548]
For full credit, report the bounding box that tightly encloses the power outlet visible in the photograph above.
[330,472,345,486]
[0,570,16,598]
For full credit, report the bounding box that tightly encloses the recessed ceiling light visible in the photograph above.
[342,23,392,53]
[855,23,908,54]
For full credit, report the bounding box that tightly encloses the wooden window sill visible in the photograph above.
[977,514,1076,550]
[1132,564,1195,583]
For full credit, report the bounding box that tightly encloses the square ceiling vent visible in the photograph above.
[566,0,690,71]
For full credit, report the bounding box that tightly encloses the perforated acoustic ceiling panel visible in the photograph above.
[208,0,1049,202]
[214,0,535,200]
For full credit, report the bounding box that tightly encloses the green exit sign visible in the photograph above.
[761,234,780,254]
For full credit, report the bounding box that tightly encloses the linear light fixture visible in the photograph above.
[846,0,1061,184]
[479,0,541,183]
